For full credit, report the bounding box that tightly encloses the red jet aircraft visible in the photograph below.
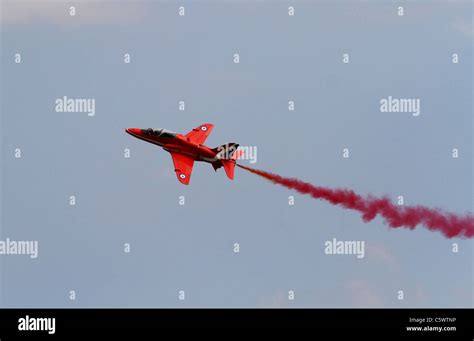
[125,124,241,185]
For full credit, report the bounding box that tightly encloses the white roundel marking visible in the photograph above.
[179,174,186,179]
[201,126,207,131]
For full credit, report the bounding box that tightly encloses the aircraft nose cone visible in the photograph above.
[126,128,140,135]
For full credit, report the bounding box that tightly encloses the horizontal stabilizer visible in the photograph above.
[221,160,235,180]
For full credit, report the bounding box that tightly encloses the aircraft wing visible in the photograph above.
[184,123,214,145]
[170,152,195,185]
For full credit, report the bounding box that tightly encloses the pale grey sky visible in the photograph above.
[1,0,472,307]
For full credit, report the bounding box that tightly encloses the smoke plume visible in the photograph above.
[237,164,474,239]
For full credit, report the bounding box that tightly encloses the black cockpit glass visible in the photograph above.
[141,128,176,138]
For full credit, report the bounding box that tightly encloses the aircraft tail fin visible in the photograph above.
[212,143,244,180]
[213,143,239,160]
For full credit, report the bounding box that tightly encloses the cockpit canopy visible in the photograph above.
[141,128,177,138]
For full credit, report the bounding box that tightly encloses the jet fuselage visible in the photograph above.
[126,128,217,162]
[125,124,239,185]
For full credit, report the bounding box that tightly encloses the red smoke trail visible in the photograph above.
[237,164,474,239]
